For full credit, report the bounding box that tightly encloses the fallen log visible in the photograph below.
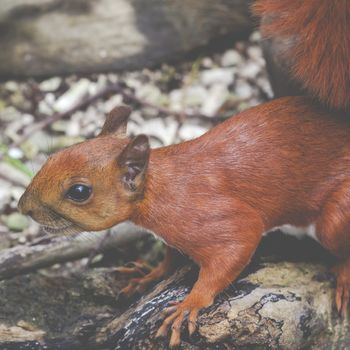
[0,235,349,349]
[97,261,349,349]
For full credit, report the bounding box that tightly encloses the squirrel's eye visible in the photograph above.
[66,184,92,202]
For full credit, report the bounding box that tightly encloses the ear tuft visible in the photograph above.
[118,135,150,193]
[99,105,132,138]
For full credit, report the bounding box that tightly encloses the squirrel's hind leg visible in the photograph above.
[316,179,350,316]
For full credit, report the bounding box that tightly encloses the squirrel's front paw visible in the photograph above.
[156,295,213,348]
[115,260,169,298]
[114,260,153,276]
[114,260,153,297]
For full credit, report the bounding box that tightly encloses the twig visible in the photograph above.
[0,222,148,280]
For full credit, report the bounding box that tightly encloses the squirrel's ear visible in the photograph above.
[117,135,150,193]
[99,105,132,138]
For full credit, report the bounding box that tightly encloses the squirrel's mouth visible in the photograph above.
[42,223,82,235]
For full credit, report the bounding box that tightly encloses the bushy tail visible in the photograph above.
[253,0,350,111]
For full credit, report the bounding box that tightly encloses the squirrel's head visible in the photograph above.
[18,106,150,235]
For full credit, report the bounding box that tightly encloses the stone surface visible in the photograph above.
[2,212,29,231]
[0,0,253,78]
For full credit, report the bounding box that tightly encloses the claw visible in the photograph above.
[156,311,179,338]
[333,260,350,318]
[156,299,204,347]
[169,311,186,348]
[162,305,178,316]
[188,309,199,335]
[335,283,349,318]
[114,260,152,276]
[119,277,141,297]
[115,259,166,298]
[339,285,349,318]
[335,284,343,315]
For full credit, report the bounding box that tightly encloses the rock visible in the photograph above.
[20,141,39,160]
[9,91,31,111]
[0,0,253,78]
[178,123,209,141]
[3,213,29,232]
[7,148,23,159]
[24,129,84,153]
[201,57,214,68]
[250,31,262,43]
[200,68,235,86]
[49,136,85,151]
[10,187,25,203]
[0,107,21,123]
[0,228,11,250]
[64,120,81,137]
[135,84,162,105]
[221,49,244,67]
[200,84,229,116]
[4,81,18,92]
[5,115,34,143]
[39,77,62,92]
[38,93,55,115]
[240,61,261,79]
[0,163,30,187]
[51,120,70,133]
[247,46,265,64]
[0,181,11,212]
[103,95,124,114]
[88,75,108,95]
[0,323,45,342]
[69,106,105,137]
[53,79,91,113]
[169,86,208,111]
[235,79,253,99]
[0,100,6,113]
[128,117,178,145]
[257,77,273,98]
[24,130,51,154]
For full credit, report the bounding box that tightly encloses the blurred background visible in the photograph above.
[0,0,271,251]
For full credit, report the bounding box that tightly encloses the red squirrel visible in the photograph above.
[253,0,350,112]
[18,98,350,346]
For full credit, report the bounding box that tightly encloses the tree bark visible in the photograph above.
[0,0,253,79]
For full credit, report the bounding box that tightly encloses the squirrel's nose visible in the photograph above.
[17,193,33,217]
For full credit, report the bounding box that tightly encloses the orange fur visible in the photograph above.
[253,0,350,111]
[18,98,350,346]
